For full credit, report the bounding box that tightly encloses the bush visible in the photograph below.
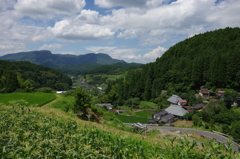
[64,90,76,96]
[37,87,53,93]
[192,114,201,126]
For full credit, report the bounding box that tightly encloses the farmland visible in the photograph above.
[0,93,56,107]
[116,114,149,124]
[1,105,239,158]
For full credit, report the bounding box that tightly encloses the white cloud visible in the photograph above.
[143,46,167,61]
[207,0,240,27]
[85,45,167,63]
[14,0,86,19]
[94,0,146,8]
[1,0,240,63]
[0,43,27,56]
[94,0,172,8]
[39,43,63,50]
[86,46,140,62]
[48,10,115,41]
[0,0,16,11]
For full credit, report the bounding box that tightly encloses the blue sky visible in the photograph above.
[0,0,240,63]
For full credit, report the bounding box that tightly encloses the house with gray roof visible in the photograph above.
[165,104,188,117]
[167,95,183,104]
[153,110,168,119]
[190,103,205,110]
[161,114,176,123]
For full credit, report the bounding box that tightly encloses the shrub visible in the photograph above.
[37,87,53,93]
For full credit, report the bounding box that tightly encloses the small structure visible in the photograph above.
[153,110,168,120]
[199,86,210,97]
[131,122,148,131]
[148,118,160,124]
[149,110,168,124]
[95,103,113,110]
[161,114,176,123]
[167,95,183,104]
[216,91,225,98]
[165,104,188,117]
[56,91,66,94]
[190,103,205,111]
[178,100,187,106]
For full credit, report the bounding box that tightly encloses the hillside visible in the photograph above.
[0,60,72,93]
[0,50,126,68]
[83,63,143,75]
[104,27,240,102]
[1,104,238,158]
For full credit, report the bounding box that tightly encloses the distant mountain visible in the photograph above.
[0,50,126,68]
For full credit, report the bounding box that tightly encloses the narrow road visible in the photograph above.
[148,126,239,152]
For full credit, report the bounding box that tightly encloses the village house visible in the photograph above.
[153,110,168,120]
[148,105,187,124]
[161,114,176,123]
[167,94,183,104]
[178,100,187,106]
[165,104,188,117]
[149,95,188,124]
[189,103,205,111]
[216,90,225,98]
[199,86,210,97]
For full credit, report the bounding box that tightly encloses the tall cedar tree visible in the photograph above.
[105,27,240,102]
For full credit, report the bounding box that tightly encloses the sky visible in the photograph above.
[0,0,240,64]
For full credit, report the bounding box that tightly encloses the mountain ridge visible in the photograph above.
[0,50,127,68]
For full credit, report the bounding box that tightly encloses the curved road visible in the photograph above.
[147,126,239,152]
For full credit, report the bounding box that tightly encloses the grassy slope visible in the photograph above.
[0,93,238,158]
[1,105,238,158]
[44,94,75,112]
[116,115,149,123]
[139,101,158,109]
[115,101,157,123]
[116,111,152,124]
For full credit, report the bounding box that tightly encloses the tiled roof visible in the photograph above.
[165,104,188,116]
[178,100,187,103]
[167,95,183,104]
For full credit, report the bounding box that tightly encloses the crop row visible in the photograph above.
[0,106,239,158]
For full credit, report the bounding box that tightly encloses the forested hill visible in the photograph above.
[105,27,240,101]
[82,63,143,75]
[0,60,72,93]
[0,50,126,68]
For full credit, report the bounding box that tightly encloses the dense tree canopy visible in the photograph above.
[0,60,72,93]
[104,27,240,102]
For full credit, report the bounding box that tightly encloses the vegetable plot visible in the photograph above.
[0,106,239,158]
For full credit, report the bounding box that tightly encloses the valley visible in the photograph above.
[1,27,240,158]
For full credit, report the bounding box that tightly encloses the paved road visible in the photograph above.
[147,126,239,152]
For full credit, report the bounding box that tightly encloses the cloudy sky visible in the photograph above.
[0,0,240,63]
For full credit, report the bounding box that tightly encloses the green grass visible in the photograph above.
[234,107,240,113]
[116,114,150,123]
[135,111,153,118]
[0,93,56,107]
[139,101,157,109]
[49,95,75,112]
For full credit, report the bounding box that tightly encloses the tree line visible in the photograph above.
[103,27,240,103]
[0,60,72,93]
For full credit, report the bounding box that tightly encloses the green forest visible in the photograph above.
[104,27,240,102]
[0,60,72,93]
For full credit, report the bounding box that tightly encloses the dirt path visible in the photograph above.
[42,94,62,108]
